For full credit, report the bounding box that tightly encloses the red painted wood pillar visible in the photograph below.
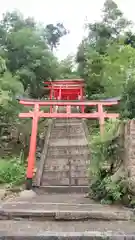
[59,87,62,100]
[66,96,71,114]
[98,103,104,136]
[26,103,39,189]
[80,87,84,113]
[49,87,53,113]
[67,105,71,114]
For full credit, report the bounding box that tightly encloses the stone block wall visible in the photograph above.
[124,120,135,174]
[124,120,135,193]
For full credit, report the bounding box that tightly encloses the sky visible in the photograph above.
[0,0,135,59]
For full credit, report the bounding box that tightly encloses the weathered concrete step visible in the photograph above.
[41,176,88,186]
[49,139,88,146]
[1,220,135,239]
[51,124,83,129]
[0,203,133,221]
[45,155,90,163]
[44,161,89,172]
[50,129,85,135]
[47,146,89,156]
[53,122,83,127]
[50,135,85,140]
[43,169,87,176]
[54,118,82,123]
[34,186,89,194]
[46,154,90,160]
[41,174,70,186]
[52,122,83,126]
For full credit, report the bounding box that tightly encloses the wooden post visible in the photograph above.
[49,87,53,113]
[98,103,104,136]
[59,87,62,100]
[80,87,84,113]
[66,96,71,114]
[26,104,39,189]
[58,87,62,112]
[67,105,71,114]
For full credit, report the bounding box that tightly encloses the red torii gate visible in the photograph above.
[18,79,119,189]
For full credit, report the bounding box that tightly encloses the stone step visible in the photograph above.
[41,172,88,186]
[43,169,88,177]
[47,146,89,157]
[41,180,88,187]
[52,123,83,128]
[44,157,89,170]
[41,176,70,186]
[52,122,83,128]
[54,118,82,123]
[50,129,85,139]
[0,200,133,221]
[50,127,84,135]
[34,186,89,193]
[0,220,135,239]
[53,122,83,127]
[51,129,85,137]
[49,139,88,147]
[50,135,85,140]
[45,154,90,161]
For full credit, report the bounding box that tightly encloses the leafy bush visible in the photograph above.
[0,155,25,186]
[89,119,128,204]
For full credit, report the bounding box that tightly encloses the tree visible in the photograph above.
[124,31,135,48]
[0,11,59,98]
[0,57,24,128]
[76,0,132,100]
[58,55,79,79]
[102,0,131,35]
[102,42,135,97]
[44,23,68,51]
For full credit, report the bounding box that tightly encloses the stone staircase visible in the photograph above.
[34,116,90,192]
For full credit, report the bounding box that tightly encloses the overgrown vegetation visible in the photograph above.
[89,120,130,204]
[0,154,25,187]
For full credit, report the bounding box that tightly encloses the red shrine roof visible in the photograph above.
[44,79,84,86]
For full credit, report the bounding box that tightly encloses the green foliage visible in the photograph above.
[76,0,133,100]
[0,11,68,98]
[120,78,135,119]
[0,68,24,127]
[89,120,128,204]
[44,23,68,51]
[90,176,127,204]
[58,55,79,79]
[102,43,135,98]
[0,156,25,186]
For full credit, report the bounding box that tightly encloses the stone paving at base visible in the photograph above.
[1,193,135,238]
[0,220,135,235]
